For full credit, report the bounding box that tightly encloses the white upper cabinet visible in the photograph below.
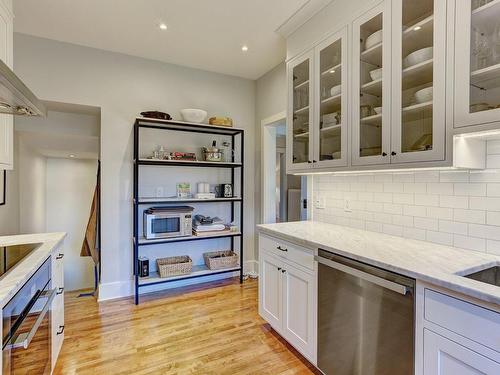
[391,0,446,163]
[287,50,314,172]
[352,1,392,166]
[455,0,500,128]
[0,0,13,170]
[313,27,348,169]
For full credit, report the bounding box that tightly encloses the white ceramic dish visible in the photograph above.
[415,87,433,104]
[330,85,341,97]
[369,68,382,81]
[373,106,382,114]
[180,109,208,123]
[403,47,433,68]
[365,30,382,50]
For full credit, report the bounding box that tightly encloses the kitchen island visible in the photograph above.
[257,221,500,375]
[0,232,66,374]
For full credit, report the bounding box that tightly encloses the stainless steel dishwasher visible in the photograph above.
[315,249,415,375]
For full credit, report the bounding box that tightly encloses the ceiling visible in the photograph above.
[13,0,312,80]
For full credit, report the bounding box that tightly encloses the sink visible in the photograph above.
[464,266,500,287]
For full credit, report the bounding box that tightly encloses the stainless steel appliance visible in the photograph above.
[143,206,194,240]
[0,243,42,278]
[316,249,415,375]
[2,258,55,374]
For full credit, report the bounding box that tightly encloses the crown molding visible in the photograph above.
[275,0,334,38]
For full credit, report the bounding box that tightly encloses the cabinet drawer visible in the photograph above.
[259,234,314,270]
[52,251,64,288]
[424,289,500,353]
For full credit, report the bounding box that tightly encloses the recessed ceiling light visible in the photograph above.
[413,25,422,31]
[159,23,167,30]
[69,154,75,158]
[241,45,248,52]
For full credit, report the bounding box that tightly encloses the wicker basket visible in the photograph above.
[203,250,238,270]
[156,255,192,278]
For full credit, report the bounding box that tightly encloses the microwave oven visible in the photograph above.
[143,206,194,240]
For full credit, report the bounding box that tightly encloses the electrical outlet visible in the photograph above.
[156,187,164,198]
[344,199,352,213]
[315,197,326,209]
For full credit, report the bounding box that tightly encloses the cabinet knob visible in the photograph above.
[382,152,387,157]
[313,160,317,163]
[391,151,397,156]
[57,325,65,335]
[307,160,312,164]
[56,253,64,260]
[282,269,286,273]
[278,267,282,271]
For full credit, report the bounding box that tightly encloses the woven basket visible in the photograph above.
[203,250,238,270]
[156,255,192,278]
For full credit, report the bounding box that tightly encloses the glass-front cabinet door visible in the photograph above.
[287,50,314,171]
[352,1,392,166]
[391,0,446,162]
[313,27,348,168]
[455,0,500,128]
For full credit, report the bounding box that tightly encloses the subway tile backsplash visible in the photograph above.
[312,140,500,256]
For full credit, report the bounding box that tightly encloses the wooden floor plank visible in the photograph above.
[54,278,318,375]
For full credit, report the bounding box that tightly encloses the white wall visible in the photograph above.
[18,135,46,233]
[46,158,97,291]
[13,33,256,300]
[0,136,19,236]
[313,140,500,255]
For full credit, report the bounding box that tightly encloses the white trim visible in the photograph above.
[98,280,133,301]
[275,0,335,38]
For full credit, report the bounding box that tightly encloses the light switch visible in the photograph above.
[344,199,352,212]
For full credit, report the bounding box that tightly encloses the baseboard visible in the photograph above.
[98,259,259,302]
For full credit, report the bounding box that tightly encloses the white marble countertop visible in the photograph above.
[0,232,66,307]
[258,221,500,306]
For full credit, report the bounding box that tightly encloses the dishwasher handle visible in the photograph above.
[315,255,411,296]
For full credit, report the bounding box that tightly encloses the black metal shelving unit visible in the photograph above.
[133,118,244,304]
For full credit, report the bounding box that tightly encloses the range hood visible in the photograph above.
[0,59,46,116]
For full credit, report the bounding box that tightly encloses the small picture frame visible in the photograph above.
[176,182,191,198]
[0,170,5,206]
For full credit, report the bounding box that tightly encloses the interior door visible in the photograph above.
[281,262,316,361]
[455,0,500,128]
[287,50,314,172]
[313,26,348,168]
[423,329,500,374]
[352,1,392,166]
[258,252,282,330]
[391,0,446,163]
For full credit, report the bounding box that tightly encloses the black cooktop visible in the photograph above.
[0,243,42,278]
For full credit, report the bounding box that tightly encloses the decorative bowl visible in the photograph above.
[180,109,208,123]
[403,47,433,68]
[369,68,382,81]
[365,30,382,50]
[415,87,433,104]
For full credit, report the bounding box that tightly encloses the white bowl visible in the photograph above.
[330,85,341,97]
[369,68,382,81]
[180,109,208,123]
[415,87,433,104]
[365,30,382,50]
[404,47,433,68]
[373,106,382,114]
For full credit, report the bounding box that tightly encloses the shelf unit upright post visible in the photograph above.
[132,118,244,305]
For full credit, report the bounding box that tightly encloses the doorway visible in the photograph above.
[261,112,309,224]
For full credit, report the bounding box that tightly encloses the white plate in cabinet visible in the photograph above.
[423,329,500,375]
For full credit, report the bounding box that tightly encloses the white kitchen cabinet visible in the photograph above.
[391,0,447,163]
[281,261,316,361]
[0,0,13,170]
[423,329,500,375]
[455,0,500,129]
[287,50,314,172]
[352,1,392,166]
[258,234,317,364]
[51,246,65,373]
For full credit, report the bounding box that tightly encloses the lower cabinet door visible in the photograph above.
[259,252,283,330]
[424,329,500,375]
[281,262,316,362]
[51,299,65,372]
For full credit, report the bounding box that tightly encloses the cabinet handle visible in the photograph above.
[277,246,288,252]
[57,287,64,295]
[56,325,65,335]
[391,151,397,156]
[313,160,317,163]
[278,267,282,271]
[382,152,387,157]
[281,269,286,273]
[56,253,64,260]
[307,160,312,164]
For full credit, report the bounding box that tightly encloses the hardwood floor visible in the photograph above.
[54,278,319,375]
